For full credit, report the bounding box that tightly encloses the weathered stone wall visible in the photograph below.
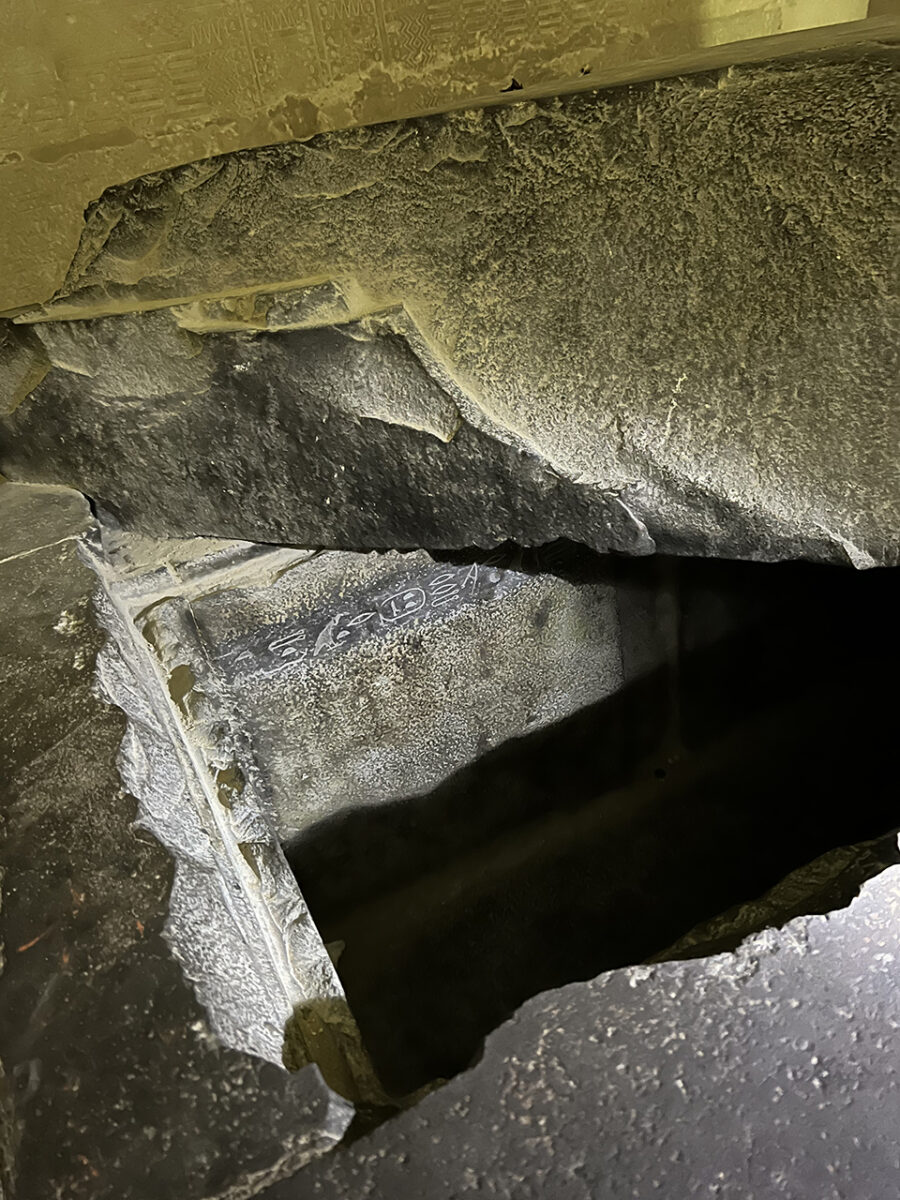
[3,53,897,565]
[1,1,889,312]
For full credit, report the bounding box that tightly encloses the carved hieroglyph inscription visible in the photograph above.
[212,552,530,680]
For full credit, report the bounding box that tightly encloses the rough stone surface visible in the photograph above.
[75,530,636,1101]
[48,522,900,1104]
[180,543,627,836]
[0,323,48,416]
[0,320,654,557]
[3,481,899,1197]
[86,529,388,1104]
[270,859,900,1200]
[4,53,897,565]
[0,483,352,1200]
[6,1,880,315]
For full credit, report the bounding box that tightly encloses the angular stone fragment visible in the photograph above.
[0,322,48,415]
[3,54,896,565]
[33,309,210,399]
[1,320,655,556]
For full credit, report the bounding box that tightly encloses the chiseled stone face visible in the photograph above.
[2,53,897,567]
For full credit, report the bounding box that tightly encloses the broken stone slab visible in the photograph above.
[0,483,353,1200]
[270,855,900,1200]
[0,322,49,416]
[4,53,897,566]
[83,528,384,1107]
[1,315,655,557]
[81,522,641,1099]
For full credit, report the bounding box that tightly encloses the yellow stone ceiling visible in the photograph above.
[0,0,893,312]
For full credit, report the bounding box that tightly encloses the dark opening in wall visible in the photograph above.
[284,556,899,1098]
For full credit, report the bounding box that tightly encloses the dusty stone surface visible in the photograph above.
[0,323,48,416]
[2,481,898,1197]
[0,482,352,1200]
[87,528,386,1104]
[76,529,633,1101]
[1,320,654,557]
[4,53,897,566]
[271,857,900,1200]
[180,543,627,836]
[0,0,886,314]
[38,520,900,1104]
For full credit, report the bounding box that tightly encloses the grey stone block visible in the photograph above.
[2,53,897,565]
[0,484,352,1200]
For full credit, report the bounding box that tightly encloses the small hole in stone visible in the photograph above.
[501,77,523,92]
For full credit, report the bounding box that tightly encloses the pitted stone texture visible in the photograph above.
[272,860,900,1200]
[5,54,898,565]
[179,544,627,837]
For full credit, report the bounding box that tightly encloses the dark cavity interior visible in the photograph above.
[285,554,899,1097]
